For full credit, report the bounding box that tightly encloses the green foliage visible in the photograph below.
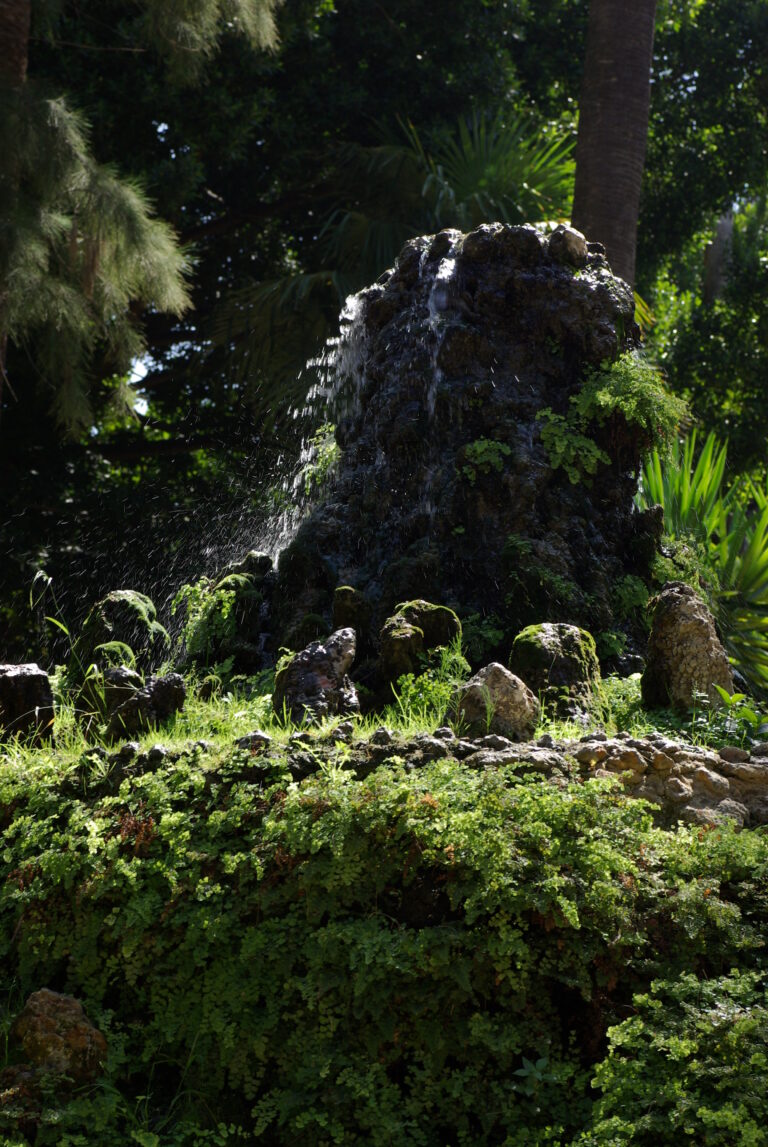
[647,199,768,468]
[583,972,768,1145]
[172,574,259,670]
[537,353,686,484]
[461,612,505,664]
[536,410,609,485]
[299,422,340,497]
[384,637,470,729]
[610,575,650,625]
[460,438,512,485]
[0,88,190,434]
[638,431,768,695]
[3,738,768,1143]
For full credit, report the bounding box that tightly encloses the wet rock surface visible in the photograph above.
[642,582,734,708]
[272,627,360,723]
[272,222,653,650]
[0,663,54,743]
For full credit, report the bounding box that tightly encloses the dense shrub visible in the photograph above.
[1,749,768,1144]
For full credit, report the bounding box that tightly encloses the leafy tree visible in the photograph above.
[0,0,281,434]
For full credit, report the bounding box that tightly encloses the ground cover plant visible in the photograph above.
[3,667,768,1145]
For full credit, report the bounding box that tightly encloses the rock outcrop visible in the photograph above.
[270,222,659,655]
[272,627,359,723]
[0,663,54,743]
[11,989,107,1083]
[378,600,461,683]
[641,582,734,708]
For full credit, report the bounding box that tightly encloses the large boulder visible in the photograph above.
[11,989,107,1084]
[509,623,600,715]
[273,628,359,724]
[451,663,539,740]
[0,663,54,743]
[641,582,734,709]
[270,222,660,653]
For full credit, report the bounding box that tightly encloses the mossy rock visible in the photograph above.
[393,600,461,649]
[509,622,600,714]
[71,590,169,683]
[225,550,273,581]
[379,618,424,683]
[283,612,331,651]
[332,586,371,639]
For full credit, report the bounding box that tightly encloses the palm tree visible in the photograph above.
[571,0,657,286]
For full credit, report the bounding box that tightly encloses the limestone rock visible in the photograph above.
[641,582,734,708]
[451,662,539,740]
[270,222,644,653]
[548,224,588,268]
[273,628,359,724]
[0,664,54,743]
[509,623,600,714]
[105,673,186,740]
[12,990,107,1083]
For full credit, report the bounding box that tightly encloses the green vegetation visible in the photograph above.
[459,438,513,485]
[638,431,768,695]
[537,353,687,483]
[172,573,261,674]
[3,706,768,1145]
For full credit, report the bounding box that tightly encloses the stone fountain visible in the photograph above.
[267,222,661,661]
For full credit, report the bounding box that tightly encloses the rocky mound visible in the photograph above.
[270,223,661,656]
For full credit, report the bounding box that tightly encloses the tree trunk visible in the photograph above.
[0,0,31,88]
[571,0,656,287]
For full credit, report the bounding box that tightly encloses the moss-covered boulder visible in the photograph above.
[379,617,425,683]
[71,590,169,682]
[378,601,461,683]
[509,622,600,714]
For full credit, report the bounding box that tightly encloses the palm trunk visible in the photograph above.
[571,0,656,287]
[0,0,32,429]
[0,0,31,87]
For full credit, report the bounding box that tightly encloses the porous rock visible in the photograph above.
[273,627,359,724]
[105,672,186,740]
[509,623,600,714]
[641,582,734,709]
[378,599,460,683]
[270,223,651,651]
[451,662,539,740]
[11,989,107,1084]
[0,663,54,743]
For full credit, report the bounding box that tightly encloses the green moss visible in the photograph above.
[510,622,600,711]
[393,599,462,648]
